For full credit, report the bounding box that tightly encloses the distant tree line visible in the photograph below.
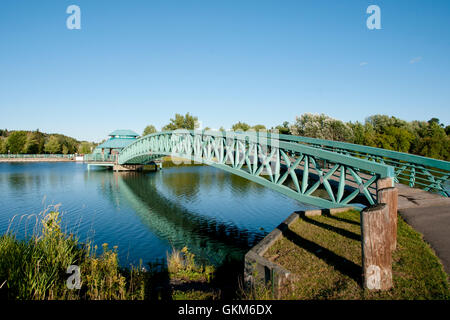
[287,113,449,161]
[142,113,450,161]
[0,129,97,155]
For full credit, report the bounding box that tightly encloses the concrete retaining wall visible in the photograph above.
[244,206,355,298]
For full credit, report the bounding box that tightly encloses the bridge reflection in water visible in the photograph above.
[88,166,306,266]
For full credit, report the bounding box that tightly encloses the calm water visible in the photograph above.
[0,162,311,267]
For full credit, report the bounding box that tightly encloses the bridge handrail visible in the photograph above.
[130,130,449,170]
[269,133,449,195]
[270,133,450,171]
[84,153,117,163]
[123,130,450,196]
[126,129,449,172]
[120,130,394,178]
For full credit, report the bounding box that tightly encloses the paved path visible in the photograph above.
[396,184,450,275]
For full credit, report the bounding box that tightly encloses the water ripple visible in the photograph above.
[0,162,308,266]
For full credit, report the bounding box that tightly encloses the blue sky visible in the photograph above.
[1,0,449,142]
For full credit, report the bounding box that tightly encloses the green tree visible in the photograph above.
[347,121,365,145]
[162,113,199,131]
[428,118,442,127]
[0,130,84,155]
[251,124,266,132]
[231,122,251,132]
[364,115,415,152]
[143,125,157,136]
[6,131,27,153]
[291,113,353,142]
[62,145,69,155]
[273,121,291,135]
[0,138,6,153]
[78,142,93,154]
[23,131,45,154]
[44,136,62,154]
[23,136,39,153]
[412,119,449,160]
[51,134,78,154]
[366,114,402,130]
[377,127,414,152]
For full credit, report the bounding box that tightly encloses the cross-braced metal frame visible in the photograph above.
[118,130,395,209]
[271,134,450,197]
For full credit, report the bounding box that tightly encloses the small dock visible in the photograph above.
[86,159,162,172]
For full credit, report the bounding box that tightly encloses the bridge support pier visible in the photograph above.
[146,161,162,172]
[113,164,143,172]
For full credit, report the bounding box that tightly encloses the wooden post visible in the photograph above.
[377,187,398,251]
[361,203,393,291]
[376,177,393,190]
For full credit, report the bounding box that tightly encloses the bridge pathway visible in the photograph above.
[396,184,450,275]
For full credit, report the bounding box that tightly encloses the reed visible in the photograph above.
[167,246,215,283]
[0,208,219,300]
[0,209,146,300]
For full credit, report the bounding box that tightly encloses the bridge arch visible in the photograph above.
[118,130,395,209]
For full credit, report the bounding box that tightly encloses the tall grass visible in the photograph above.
[167,246,215,283]
[0,209,219,300]
[0,209,146,300]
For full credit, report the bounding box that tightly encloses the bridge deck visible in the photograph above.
[396,183,450,210]
[86,162,114,165]
[86,162,115,169]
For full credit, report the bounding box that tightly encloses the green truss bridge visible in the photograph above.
[85,130,450,209]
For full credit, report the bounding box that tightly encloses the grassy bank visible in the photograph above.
[0,211,218,300]
[262,210,450,300]
[3,208,448,300]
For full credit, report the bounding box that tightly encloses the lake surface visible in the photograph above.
[0,162,311,267]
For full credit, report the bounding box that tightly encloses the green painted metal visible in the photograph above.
[84,153,117,162]
[264,133,450,197]
[94,137,137,150]
[108,129,139,137]
[118,130,395,209]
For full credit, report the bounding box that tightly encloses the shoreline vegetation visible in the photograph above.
[0,209,225,300]
[0,129,96,156]
[1,113,449,161]
[1,207,449,300]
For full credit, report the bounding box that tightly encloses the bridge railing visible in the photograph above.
[267,133,449,197]
[0,154,75,159]
[83,153,117,163]
[118,130,396,208]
